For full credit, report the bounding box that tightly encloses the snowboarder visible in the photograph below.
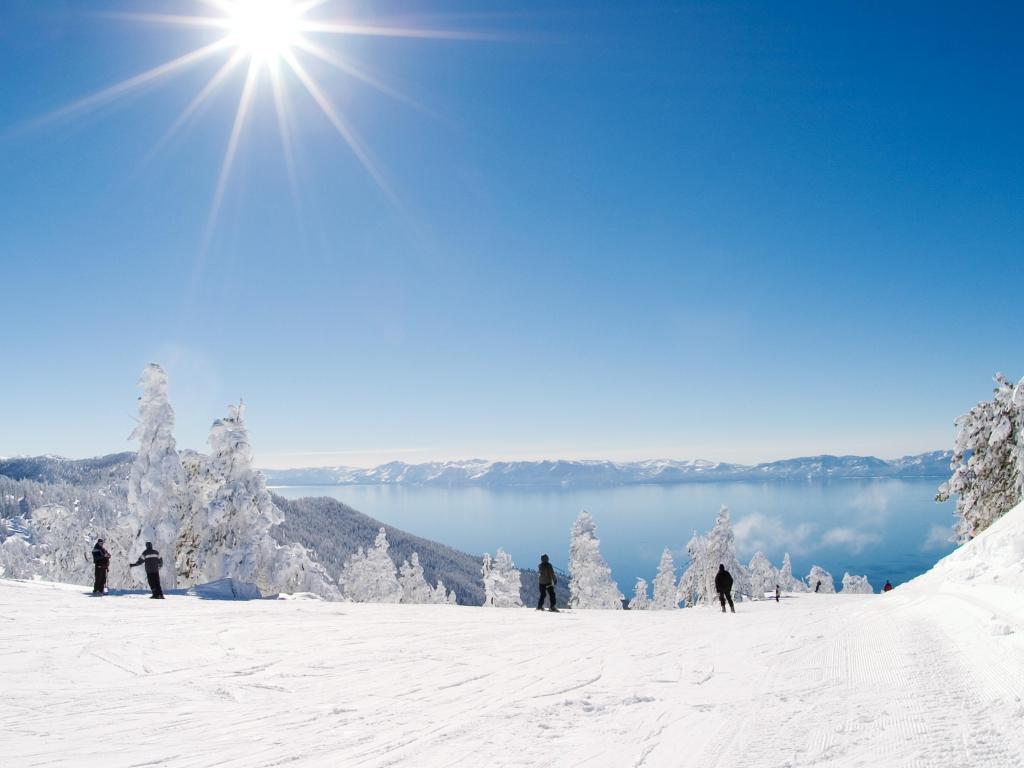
[883,580,893,592]
[774,584,780,603]
[537,554,558,611]
[91,538,110,595]
[130,542,165,599]
[715,564,735,613]
[815,580,822,593]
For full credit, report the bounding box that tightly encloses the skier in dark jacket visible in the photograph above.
[537,554,558,612]
[774,584,780,603]
[130,542,165,599]
[714,564,735,613]
[882,580,893,592]
[92,538,110,595]
[815,580,822,593]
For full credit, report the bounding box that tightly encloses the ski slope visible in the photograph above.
[4,506,1024,767]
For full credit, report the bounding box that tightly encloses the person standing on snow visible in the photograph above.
[537,554,558,612]
[715,564,735,613]
[883,580,893,592]
[815,580,822,593]
[130,542,165,599]
[774,584,780,603]
[92,538,110,595]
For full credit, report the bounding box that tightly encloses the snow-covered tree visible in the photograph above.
[777,552,806,592]
[481,549,522,607]
[747,551,778,600]
[430,578,458,605]
[840,572,873,594]
[678,531,712,607]
[127,363,185,590]
[340,527,402,603]
[937,372,1024,542]
[628,578,651,610]
[568,511,623,609]
[704,507,753,606]
[399,552,433,604]
[651,548,679,609]
[806,565,835,593]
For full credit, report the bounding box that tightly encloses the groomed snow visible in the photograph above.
[4,503,1024,767]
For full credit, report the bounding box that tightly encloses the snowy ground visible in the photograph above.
[4,507,1024,767]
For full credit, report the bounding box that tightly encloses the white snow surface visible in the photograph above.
[4,502,1024,767]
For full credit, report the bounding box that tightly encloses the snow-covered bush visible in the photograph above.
[651,549,679,609]
[748,551,778,600]
[937,372,1024,542]
[776,552,806,592]
[127,363,186,590]
[840,572,873,594]
[399,552,433,604]
[628,578,651,610]
[481,549,522,607]
[806,565,835,593]
[340,528,402,603]
[568,511,623,609]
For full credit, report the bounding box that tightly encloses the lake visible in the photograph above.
[271,479,957,592]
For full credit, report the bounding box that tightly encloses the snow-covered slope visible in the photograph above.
[4,505,1023,767]
[262,451,953,487]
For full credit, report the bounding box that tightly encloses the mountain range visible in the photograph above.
[261,451,954,488]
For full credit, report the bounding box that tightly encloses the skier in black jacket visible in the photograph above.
[92,538,110,595]
[537,554,558,612]
[130,542,165,599]
[715,564,735,613]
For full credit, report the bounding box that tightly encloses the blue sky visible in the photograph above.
[1,1,1021,468]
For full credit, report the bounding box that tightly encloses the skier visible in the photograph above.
[91,538,110,595]
[130,542,165,599]
[815,580,822,593]
[537,554,558,612]
[882,580,893,592]
[714,564,735,613]
[774,584,780,603]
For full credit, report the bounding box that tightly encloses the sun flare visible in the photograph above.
[225,0,302,63]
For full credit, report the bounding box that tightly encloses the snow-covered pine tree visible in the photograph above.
[481,549,522,607]
[651,548,679,609]
[628,578,651,610]
[937,372,1024,541]
[127,363,185,590]
[568,511,623,609]
[840,572,873,594]
[340,527,402,602]
[399,552,433,604]
[747,551,778,600]
[806,565,835,593]
[777,552,806,592]
[678,531,710,607]
[430,578,457,605]
[705,506,752,600]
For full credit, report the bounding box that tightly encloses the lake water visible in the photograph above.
[272,479,957,591]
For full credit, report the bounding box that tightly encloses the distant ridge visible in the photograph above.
[261,451,954,488]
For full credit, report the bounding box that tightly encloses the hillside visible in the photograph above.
[3,502,1022,767]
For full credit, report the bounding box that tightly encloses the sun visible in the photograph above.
[225,0,303,63]
[30,1,493,243]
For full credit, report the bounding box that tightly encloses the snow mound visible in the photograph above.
[185,578,262,600]
[913,501,1024,589]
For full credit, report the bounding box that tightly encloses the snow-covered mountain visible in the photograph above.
[262,451,954,487]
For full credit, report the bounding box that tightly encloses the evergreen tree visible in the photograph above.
[678,531,711,607]
[568,511,623,609]
[481,548,522,607]
[937,372,1024,541]
[340,528,402,602]
[430,578,457,605]
[747,551,777,600]
[399,551,433,604]
[628,578,651,610]
[651,548,679,609]
[705,506,752,600]
[127,363,185,590]
[840,572,873,594]
[777,552,806,592]
[806,565,835,593]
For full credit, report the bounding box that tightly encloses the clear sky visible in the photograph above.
[1,1,1022,469]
